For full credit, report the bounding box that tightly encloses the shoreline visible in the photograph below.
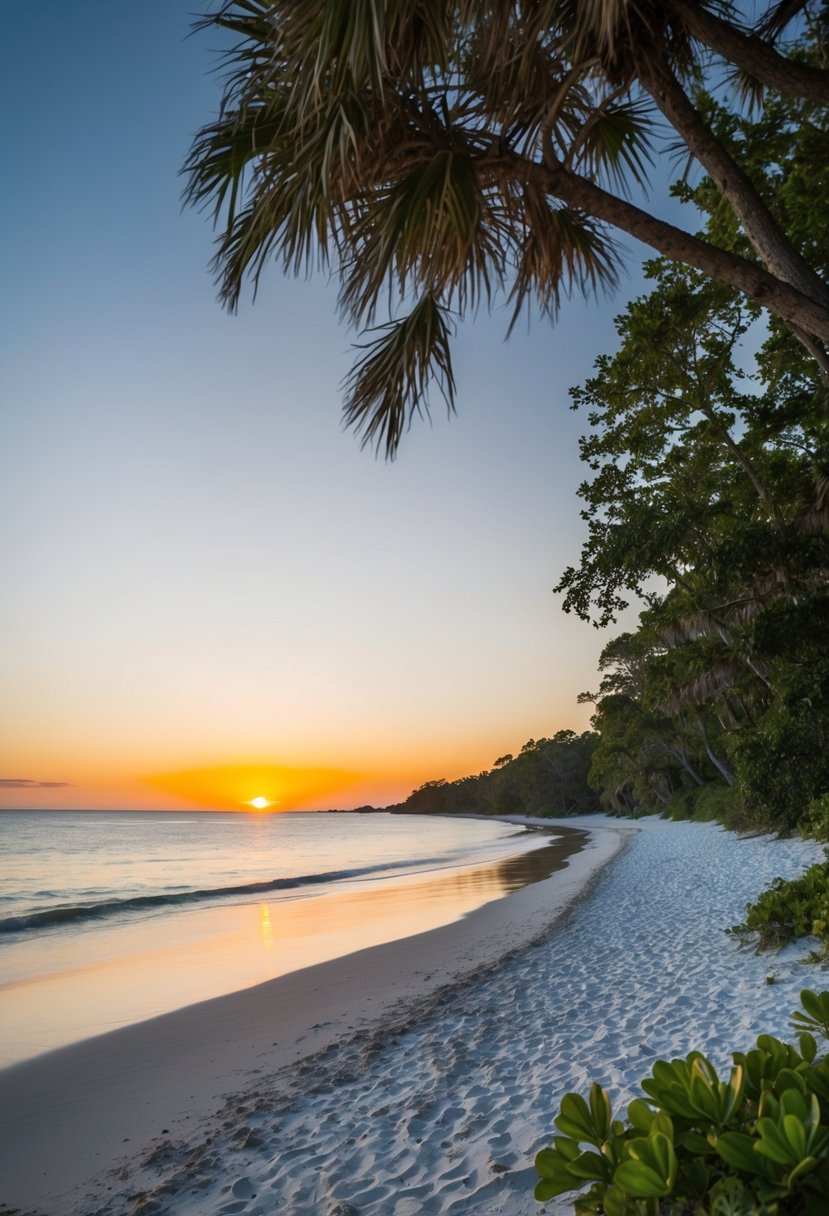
[0,815,627,1215]
[0,816,584,1071]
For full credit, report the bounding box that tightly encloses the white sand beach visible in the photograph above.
[0,815,823,1216]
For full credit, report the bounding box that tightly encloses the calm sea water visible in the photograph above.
[0,811,544,1065]
[0,810,532,943]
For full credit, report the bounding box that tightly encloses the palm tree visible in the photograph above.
[184,0,829,455]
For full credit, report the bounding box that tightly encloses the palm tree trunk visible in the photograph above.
[513,153,829,344]
[639,56,829,315]
[672,1,829,105]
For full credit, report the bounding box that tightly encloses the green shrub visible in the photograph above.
[800,797,829,845]
[729,857,829,955]
[692,784,741,828]
[661,789,696,822]
[729,697,829,835]
[535,991,829,1215]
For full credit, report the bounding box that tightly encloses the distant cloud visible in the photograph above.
[0,778,71,789]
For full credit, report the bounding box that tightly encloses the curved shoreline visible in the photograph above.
[0,816,626,1214]
[0,816,586,1072]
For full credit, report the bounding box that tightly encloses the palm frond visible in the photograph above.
[339,150,505,322]
[566,96,655,195]
[508,188,622,332]
[193,0,285,113]
[182,101,285,226]
[756,0,810,42]
[342,294,456,458]
[286,0,389,108]
[208,164,331,307]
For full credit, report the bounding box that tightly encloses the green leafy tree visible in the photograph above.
[560,241,828,826]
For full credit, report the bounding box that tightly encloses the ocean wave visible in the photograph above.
[0,856,442,936]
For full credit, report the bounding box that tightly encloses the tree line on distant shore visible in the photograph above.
[387,731,601,817]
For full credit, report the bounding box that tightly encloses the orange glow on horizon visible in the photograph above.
[142,762,364,812]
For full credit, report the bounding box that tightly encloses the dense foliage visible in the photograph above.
[557,24,829,836]
[731,853,829,957]
[390,731,600,817]
[535,991,829,1215]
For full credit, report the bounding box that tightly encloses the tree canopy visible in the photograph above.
[186,0,829,454]
[563,253,829,829]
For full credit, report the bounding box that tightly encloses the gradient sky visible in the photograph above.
[1,1,664,812]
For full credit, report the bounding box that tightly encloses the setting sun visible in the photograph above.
[141,763,364,811]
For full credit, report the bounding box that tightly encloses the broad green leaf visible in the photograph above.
[567,1149,612,1182]
[535,1177,570,1202]
[588,1082,613,1141]
[782,1112,807,1158]
[556,1092,603,1146]
[775,1068,808,1098]
[792,991,829,1040]
[534,1149,579,1198]
[614,1159,671,1197]
[799,1032,818,1062]
[715,1131,767,1175]
[724,1063,745,1121]
[777,1087,809,1125]
[601,1184,628,1216]
[553,1136,582,1163]
[678,1129,713,1155]
[787,1153,819,1185]
[627,1098,655,1132]
[623,1131,677,1191]
[755,1117,797,1165]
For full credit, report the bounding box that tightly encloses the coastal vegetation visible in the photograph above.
[389,731,601,817]
[555,5,829,839]
[535,990,829,1215]
[562,247,829,836]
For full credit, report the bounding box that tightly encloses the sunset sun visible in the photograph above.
[249,797,271,810]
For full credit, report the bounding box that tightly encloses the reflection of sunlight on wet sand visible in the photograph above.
[0,830,585,1068]
[259,902,273,949]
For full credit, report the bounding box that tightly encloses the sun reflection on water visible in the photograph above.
[259,902,273,949]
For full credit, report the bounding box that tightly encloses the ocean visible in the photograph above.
[0,810,547,1067]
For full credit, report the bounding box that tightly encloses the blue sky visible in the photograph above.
[1,1,665,809]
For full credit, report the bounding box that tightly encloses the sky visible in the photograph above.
[1,2,665,812]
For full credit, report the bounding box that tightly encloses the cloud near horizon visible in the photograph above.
[0,778,71,789]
